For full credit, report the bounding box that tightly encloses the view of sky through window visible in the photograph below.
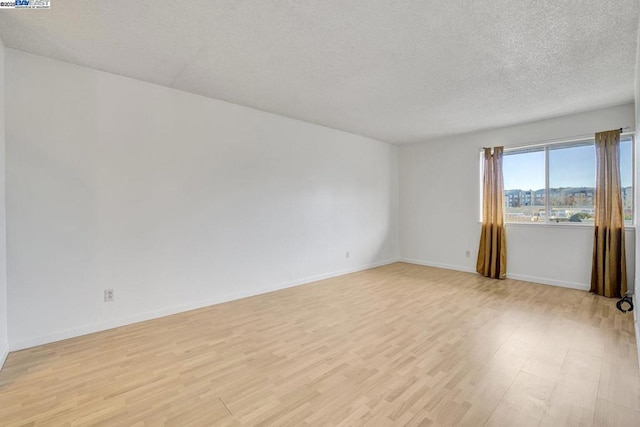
[503,150,544,191]
[503,140,632,191]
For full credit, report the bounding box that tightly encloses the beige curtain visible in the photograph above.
[591,130,627,297]
[477,147,507,279]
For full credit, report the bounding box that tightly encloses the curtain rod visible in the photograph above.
[481,127,634,152]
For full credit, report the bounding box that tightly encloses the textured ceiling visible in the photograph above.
[0,1,638,144]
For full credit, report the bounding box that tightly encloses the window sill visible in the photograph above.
[500,222,635,230]
[476,220,635,230]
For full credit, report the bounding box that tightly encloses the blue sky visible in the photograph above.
[503,139,633,191]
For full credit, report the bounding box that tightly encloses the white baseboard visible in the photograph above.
[9,258,400,351]
[399,258,475,274]
[399,257,590,291]
[0,341,8,370]
[505,273,590,291]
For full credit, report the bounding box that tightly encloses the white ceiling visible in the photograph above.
[0,1,638,144]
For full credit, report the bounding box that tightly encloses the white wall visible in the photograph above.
[0,39,8,368]
[5,49,399,350]
[400,103,635,290]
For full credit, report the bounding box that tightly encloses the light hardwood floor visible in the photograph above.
[0,262,639,426]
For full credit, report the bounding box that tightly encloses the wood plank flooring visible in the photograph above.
[0,262,638,426]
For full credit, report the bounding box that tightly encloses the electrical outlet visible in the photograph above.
[465,250,471,258]
[346,251,350,258]
[104,289,114,302]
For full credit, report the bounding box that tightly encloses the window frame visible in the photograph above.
[479,133,635,226]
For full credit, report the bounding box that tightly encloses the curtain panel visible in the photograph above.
[591,129,627,298]
[477,146,507,279]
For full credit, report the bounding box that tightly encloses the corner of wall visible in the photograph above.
[634,14,640,371]
[0,36,7,370]
[0,342,8,370]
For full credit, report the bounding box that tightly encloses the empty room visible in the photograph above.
[1,1,640,426]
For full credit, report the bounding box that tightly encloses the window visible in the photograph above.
[499,135,634,224]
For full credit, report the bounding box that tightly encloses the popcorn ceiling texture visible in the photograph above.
[0,0,637,144]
